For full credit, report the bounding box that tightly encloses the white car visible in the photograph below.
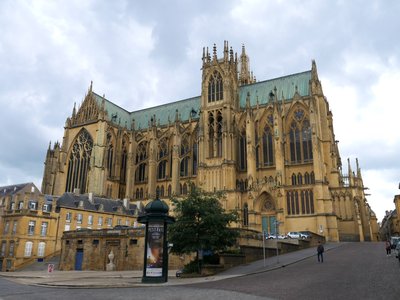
[286,232,301,239]
[395,243,400,259]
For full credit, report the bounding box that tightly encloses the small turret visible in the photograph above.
[239,44,256,86]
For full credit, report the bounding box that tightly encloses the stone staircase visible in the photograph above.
[16,254,60,272]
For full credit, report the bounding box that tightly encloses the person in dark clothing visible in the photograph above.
[317,241,324,263]
[385,240,391,256]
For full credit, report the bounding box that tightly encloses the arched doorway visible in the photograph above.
[258,192,277,234]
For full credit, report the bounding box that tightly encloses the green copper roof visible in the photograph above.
[93,93,132,128]
[93,70,311,130]
[238,70,311,107]
[131,96,200,130]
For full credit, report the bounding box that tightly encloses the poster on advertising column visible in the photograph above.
[146,222,164,277]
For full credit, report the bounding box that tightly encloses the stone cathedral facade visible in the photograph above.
[42,42,378,242]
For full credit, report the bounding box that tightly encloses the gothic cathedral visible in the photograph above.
[42,42,378,242]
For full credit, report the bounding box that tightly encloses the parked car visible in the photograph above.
[277,234,287,239]
[395,243,400,260]
[266,233,277,239]
[299,231,312,239]
[286,232,302,239]
[390,236,400,249]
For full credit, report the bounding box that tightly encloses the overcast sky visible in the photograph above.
[0,0,399,221]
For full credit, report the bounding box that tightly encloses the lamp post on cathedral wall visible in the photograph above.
[138,198,175,283]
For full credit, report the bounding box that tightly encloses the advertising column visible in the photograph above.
[145,222,164,277]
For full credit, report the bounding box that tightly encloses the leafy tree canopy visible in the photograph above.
[168,184,239,256]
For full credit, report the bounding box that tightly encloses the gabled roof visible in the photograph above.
[92,69,311,130]
[0,182,38,197]
[57,193,139,216]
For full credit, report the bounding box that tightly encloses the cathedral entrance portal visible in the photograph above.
[262,215,277,235]
[258,192,277,235]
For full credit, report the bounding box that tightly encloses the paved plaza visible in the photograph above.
[0,242,399,299]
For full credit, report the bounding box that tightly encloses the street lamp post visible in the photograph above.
[275,220,281,264]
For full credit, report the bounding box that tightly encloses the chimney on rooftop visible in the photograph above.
[123,198,129,210]
[88,192,94,204]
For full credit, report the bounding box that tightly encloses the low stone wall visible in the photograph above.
[59,228,190,271]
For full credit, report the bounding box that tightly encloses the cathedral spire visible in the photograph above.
[310,60,323,95]
[356,158,362,179]
[212,43,217,62]
[72,102,76,118]
[239,44,255,86]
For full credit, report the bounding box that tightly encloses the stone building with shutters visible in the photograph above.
[41,41,378,242]
[0,183,140,271]
[0,183,58,271]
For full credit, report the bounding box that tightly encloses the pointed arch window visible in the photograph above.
[180,135,190,177]
[182,183,188,195]
[160,186,165,198]
[289,109,313,164]
[158,138,169,181]
[65,129,93,193]
[302,120,313,162]
[263,125,274,166]
[135,142,147,183]
[106,132,114,178]
[208,71,223,102]
[291,173,297,185]
[167,185,172,197]
[159,138,168,160]
[238,128,247,171]
[120,139,128,184]
[297,173,303,185]
[192,141,198,176]
[243,203,249,226]
[304,172,310,184]
[216,111,223,157]
[208,112,214,157]
[289,121,301,163]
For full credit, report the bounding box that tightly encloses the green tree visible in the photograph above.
[168,185,239,264]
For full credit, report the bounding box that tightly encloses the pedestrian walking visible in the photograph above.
[385,240,391,256]
[317,241,324,263]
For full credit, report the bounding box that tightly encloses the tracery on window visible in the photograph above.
[192,138,198,176]
[208,112,214,157]
[106,132,114,178]
[180,135,190,177]
[238,127,247,171]
[120,139,128,184]
[65,129,93,193]
[243,203,249,226]
[208,71,223,102]
[135,141,147,183]
[216,111,223,157]
[289,108,313,164]
[158,160,167,180]
[263,124,274,166]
